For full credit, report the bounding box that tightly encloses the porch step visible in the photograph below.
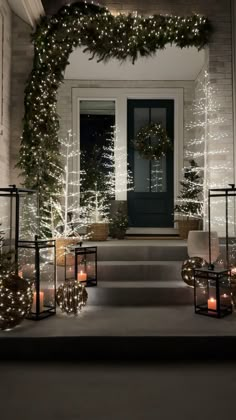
[88,281,193,306]
[126,228,179,235]
[95,243,188,261]
[97,260,183,282]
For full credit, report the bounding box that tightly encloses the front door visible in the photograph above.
[127,99,174,227]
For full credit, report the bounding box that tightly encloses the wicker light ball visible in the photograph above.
[56,280,88,315]
[230,269,236,307]
[181,257,207,287]
[0,274,33,330]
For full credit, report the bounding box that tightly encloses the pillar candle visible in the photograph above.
[32,291,44,312]
[77,271,87,282]
[208,297,217,311]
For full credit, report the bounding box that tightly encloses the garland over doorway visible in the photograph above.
[18,1,212,209]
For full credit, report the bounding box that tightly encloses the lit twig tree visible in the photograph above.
[102,127,133,199]
[185,71,230,226]
[43,130,86,238]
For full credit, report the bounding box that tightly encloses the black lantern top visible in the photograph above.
[208,184,236,267]
[0,185,38,269]
[0,185,36,195]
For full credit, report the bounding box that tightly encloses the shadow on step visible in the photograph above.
[88,286,193,306]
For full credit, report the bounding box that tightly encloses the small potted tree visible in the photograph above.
[85,187,110,241]
[109,203,128,239]
[174,160,203,239]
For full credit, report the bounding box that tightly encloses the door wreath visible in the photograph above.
[133,122,172,160]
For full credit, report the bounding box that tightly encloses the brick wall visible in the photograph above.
[10,14,33,185]
[0,0,11,187]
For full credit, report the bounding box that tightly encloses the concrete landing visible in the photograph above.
[1,305,236,361]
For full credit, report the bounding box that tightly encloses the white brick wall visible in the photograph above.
[0,0,11,187]
[10,14,33,186]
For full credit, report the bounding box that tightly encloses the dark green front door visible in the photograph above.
[127,99,174,227]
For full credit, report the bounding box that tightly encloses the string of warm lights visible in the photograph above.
[185,71,230,227]
[102,127,133,195]
[18,1,212,231]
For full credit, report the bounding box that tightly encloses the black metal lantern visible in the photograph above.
[194,267,232,318]
[75,246,97,287]
[18,236,56,320]
[208,185,236,268]
[0,185,37,268]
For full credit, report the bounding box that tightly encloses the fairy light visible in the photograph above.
[102,126,133,196]
[42,130,88,239]
[185,71,231,230]
[56,280,88,314]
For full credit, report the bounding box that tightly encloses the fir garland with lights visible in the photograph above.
[133,122,172,160]
[18,1,212,223]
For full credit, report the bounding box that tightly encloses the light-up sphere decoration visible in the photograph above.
[56,280,88,315]
[181,257,207,287]
[0,274,33,330]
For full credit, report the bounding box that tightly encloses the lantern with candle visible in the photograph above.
[74,246,97,287]
[194,267,232,318]
[18,236,56,320]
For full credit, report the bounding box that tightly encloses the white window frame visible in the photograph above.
[72,87,184,202]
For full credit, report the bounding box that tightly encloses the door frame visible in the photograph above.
[72,86,184,203]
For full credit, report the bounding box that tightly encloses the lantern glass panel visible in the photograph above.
[195,277,208,309]
[18,239,56,319]
[39,246,55,310]
[75,246,97,286]
[65,248,76,281]
[194,268,232,318]
[0,187,37,251]
[19,194,38,240]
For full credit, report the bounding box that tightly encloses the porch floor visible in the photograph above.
[1,305,236,338]
[1,238,235,361]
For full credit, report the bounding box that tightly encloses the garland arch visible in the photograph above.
[18,1,212,211]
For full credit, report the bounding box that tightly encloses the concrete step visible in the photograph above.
[95,244,188,262]
[87,282,192,306]
[126,227,179,235]
[97,261,183,282]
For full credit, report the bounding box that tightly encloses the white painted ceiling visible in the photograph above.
[65,45,205,81]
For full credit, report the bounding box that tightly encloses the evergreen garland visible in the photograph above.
[18,1,212,221]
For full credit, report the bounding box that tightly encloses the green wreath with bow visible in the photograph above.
[133,122,172,160]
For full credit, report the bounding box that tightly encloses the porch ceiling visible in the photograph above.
[65,45,205,81]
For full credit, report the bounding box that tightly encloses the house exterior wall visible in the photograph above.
[56,0,233,234]
[8,0,234,233]
[57,79,194,152]
[0,0,11,187]
[10,14,33,185]
[98,0,234,186]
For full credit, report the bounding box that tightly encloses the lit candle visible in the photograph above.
[77,271,87,282]
[208,297,217,311]
[32,291,44,312]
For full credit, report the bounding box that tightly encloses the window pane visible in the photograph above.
[134,108,150,192]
